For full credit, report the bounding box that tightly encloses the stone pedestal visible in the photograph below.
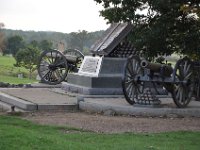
[62,56,127,95]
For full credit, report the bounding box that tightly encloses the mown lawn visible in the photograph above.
[0,75,37,84]
[0,56,37,84]
[0,115,199,150]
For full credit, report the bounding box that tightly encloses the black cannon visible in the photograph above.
[122,55,195,108]
[37,49,84,85]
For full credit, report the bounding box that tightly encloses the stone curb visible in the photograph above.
[0,92,77,111]
[79,101,200,117]
[30,83,61,88]
[0,82,61,89]
[0,92,37,111]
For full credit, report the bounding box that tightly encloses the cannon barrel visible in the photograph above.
[140,60,173,76]
[45,53,78,64]
[65,54,78,64]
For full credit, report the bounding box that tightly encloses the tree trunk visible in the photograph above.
[29,69,32,79]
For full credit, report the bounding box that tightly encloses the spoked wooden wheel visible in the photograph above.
[63,49,84,72]
[193,66,200,101]
[37,50,68,85]
[122,56,144,105]
[172,57,194,108]
[194,80,200,101]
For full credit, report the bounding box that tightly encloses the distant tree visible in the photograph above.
[15,45,40,79]
[7,35,25,56]
[69,30,88,51]
[39,40,53,50]
[0,23,5,54]
[95,0,200,60]
[30,40,39,48]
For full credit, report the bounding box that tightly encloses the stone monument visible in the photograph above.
[62,23,135,95]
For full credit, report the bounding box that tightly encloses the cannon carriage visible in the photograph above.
[122,55,200,108]
[37,48,84,85]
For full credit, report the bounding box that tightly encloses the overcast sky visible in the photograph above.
[0,0,109,33]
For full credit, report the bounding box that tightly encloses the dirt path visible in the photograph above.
[22,112,200,133]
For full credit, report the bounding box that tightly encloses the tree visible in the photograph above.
[68,30,88,51]
[7,35,25,56]
[0,23,5,54]
[94,0,200,60]
[30,40,39,48]
[15,45,40,79]
[39,40,53,51]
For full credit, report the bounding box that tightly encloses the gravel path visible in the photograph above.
[22,112,200,133]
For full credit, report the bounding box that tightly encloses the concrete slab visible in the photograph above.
[0,87,199,117]
[0,100,25,112]
[79,97,200,117]
[0,88,77,111]
[0,92,37,111]
[0,100,11,112]
[29,83,62,88]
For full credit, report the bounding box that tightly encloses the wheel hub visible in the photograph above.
[48,64,57,71]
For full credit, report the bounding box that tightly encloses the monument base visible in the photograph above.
[62,74,123,95]
[62,57,127,95]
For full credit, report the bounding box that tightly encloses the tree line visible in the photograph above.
[1,29,104,55]
[0,26,104,78]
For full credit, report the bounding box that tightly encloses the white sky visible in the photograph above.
[0,0,109,33]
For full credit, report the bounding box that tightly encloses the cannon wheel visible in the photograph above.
[194,80,200,100]
[193,68,200,101]
[37,50,68,85]
[122,56,144,105]
[172,57,194,108]
[63,49,84,72]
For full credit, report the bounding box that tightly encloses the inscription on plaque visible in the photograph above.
[78,56,102,76]
[81,58,99,73]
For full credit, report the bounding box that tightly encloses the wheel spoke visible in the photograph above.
[125,78,134,84]
[175,85,180,100]
[131,59,136,73]
[131,84,136,100]
[184,72,192,80]
[127,64,133,76]
[50,51,54,63]
[180,66,184,79]
[183,61,188,75]
[125,72,132,78]
[134,61,139,73]
[179,86,183,102]
[53,52,59,64]
[55,70,62,79]
[128,84,133,99]
[185,64,191,75]
[125,81,132,92]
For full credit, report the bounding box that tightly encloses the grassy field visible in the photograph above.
[0,115,200,150]
[0,56,37,84]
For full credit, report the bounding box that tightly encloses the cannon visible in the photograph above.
[37,49,84,85]
[122,55,194,108]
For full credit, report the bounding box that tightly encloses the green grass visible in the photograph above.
[0,56,37,84]
[0,115,200,150]
[0,75,37,84]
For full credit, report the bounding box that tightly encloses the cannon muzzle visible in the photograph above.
[140,60,173,76]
